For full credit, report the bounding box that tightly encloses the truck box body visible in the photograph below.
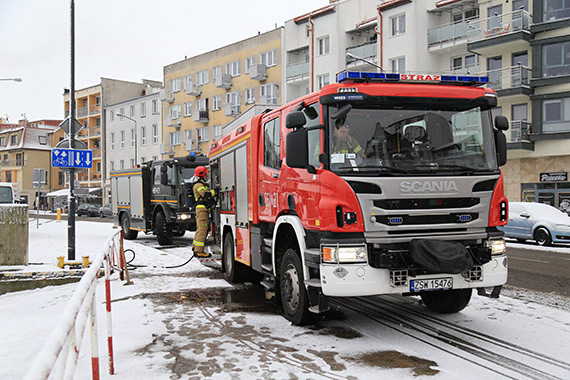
[209,71,509,324]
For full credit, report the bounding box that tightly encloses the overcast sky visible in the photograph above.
[0,0,328,123]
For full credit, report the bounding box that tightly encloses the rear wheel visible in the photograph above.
[279,249,315,325]
[121,214,138,240]
[420,289,472,314]
[534,227,552,246]
[223,232,246,283]
[155,211,172,246]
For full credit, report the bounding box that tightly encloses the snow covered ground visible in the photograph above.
[1,218,570,379]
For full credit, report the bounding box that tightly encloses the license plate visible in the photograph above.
[410,278,453,292]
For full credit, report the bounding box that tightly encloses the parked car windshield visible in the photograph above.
[326,104,498,175]
[0,187,13,203]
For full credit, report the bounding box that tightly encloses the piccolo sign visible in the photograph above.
[540,172,568,182]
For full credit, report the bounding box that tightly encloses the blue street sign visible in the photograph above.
[51,148,93,168]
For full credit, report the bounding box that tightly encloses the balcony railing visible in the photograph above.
[346,42,377,64]
[193,110,209,123]
[441,64,481,76]
[467,10,531,43]
[510,120,531,143]
[89,104,101,115]
[428,19,472,47]
[286,61,309,81]
[77,106,88,118]
[89,127,101,137]
[485,65,531,92]
[1,159,27,167]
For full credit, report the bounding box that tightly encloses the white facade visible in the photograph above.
[105,90,162,175]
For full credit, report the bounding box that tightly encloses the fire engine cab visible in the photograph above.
[208,70,509,325]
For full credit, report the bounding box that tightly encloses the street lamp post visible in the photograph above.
[0,78,22,82]
[117,113,138,166]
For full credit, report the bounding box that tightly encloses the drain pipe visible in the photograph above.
[377,7,383,73]
[308,16,315,92]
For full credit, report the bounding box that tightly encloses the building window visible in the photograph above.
[170,104,181,119]
[452,54,479,73]
[260,83,278,104]
[198,126,209,142]
[246,88,255,104]
[110,110,115,121]
[543,41,570,78]
[263,117,280,169]
[226,60,241,77]
[5,171,11,182]
[214,125,222,139]
[129,105,135,117]
[15,153,22,166]
[131,129,136,148]
[261,49,278,66]
[120,160,125,169]
[391,14,406,36]
[543,0,570,22]
[543,97,570,133]
[452,8,479,23]
[152,124,159,144]
[212,95,222,111]
[170,131,181,146]
[10,135,17,145]
[390,56,406,73]
[197,98,208,112]
[111,133,115,150]
[140,102,146,117]
[196,70,209,85]
[317,37,330,56]
[120,131,125,149]
[58,171,65,185]
[130,159,135,168]
[185,129,193,148]
[152,99,159,114]
[245,56,255,73]
[141,126,147,146]
[184,102,192,117]
[226,91,240,107]
[38,135,47,145]
[0,137,5,146]
[212,66,221,82]
[119,107,125,119]
[317,74,330,89]
[170,78,181,92]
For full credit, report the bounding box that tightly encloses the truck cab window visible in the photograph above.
[263,117,280,169]
[303,103,321,168]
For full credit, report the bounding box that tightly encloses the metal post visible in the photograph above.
[68,0,76,261]
[90,289,100,380]
[105,255,115,375]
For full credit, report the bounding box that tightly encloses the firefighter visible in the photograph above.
[332,117,364,157]
[192,166,215,258]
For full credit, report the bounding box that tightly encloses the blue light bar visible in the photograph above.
[336,70,489,86]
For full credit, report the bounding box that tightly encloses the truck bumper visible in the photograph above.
[320,254,508,297]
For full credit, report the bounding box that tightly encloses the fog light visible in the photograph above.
[487,239,506,255]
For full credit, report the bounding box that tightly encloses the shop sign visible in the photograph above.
[540,172,568,182]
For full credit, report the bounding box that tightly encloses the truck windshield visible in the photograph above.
[0,187,13,203]
[327,105,497,175]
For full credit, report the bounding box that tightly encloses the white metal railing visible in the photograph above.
[24,229,131,380]
[428,18,474,47]
[485,65,532,91]
[286,61,309,81]
[467,10,531,43]
[346,42,377,64]
[510,120,531,143]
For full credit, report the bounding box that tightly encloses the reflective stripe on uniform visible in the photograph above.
[196,204,207,209]
[194,241,205,247]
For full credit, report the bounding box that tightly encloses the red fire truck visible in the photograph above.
[208,71,509,325]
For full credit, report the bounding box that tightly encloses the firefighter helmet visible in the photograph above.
[195,166,208,178]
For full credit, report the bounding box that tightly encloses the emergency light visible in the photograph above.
[336,70,489,86]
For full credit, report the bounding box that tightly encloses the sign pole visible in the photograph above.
[68,0,76,261]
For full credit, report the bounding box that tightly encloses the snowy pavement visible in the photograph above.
[1,218,570,379]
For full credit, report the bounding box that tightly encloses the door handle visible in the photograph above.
[272,173,279,178]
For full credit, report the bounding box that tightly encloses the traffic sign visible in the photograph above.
[58,117,83,135]
[51,148,93,168]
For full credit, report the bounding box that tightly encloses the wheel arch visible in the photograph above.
[273,215,307,279]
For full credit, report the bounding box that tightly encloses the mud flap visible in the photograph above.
[307,285,330,314]
[409,239,474,274]
[477,285,502,299]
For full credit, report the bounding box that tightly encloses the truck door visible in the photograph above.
[258,115,281,221]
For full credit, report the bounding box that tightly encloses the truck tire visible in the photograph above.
[223,232,245,283]
[279,249,315,325]
[534,227,552,246]
[121,214,138,240]
[155,211,172,246]
[420,289,472,314]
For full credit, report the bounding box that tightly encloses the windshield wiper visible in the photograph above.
[414,163,477,173]
[336,165,410,174]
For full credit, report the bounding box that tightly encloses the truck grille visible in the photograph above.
[375,213,478,225]
[390,270,408,287]
[374,198,479,210]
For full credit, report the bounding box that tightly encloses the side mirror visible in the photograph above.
[494,129,507,167]
[160,165,169,186]
[286,111,307,129]
[286,128,309,169]
[495,115,509,131]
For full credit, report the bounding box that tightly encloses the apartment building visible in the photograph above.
[161,28,282,157]
[105,87,162,184]
[63,78,161,202]
[0,121,65,206]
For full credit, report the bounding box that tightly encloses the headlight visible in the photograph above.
[177,213,190,221]
[322,245,367,263]
[554,224,570,232]
[487,239,506,255]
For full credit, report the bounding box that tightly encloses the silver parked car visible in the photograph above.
[499,202,570,246]
[99,203,113,218]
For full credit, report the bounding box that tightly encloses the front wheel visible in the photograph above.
[420,289,472,314]
[534,227,552,246]
[121,214,138,240]
[279,249,315,325]
[155,211,172,246]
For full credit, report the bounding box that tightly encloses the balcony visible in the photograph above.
[215,74,232,89]
[193,110,209,123]
[346,42,378,68]
[508,120,534,151]
[441,64,480,76]
[428,19,471,53]
[1,159,27,167]
[224,104,241,117]
[167,118,181,128]
[467,10,532,55]
[485,65,532,96]
[77,106,88,118]
[89,104,101,115]
[159,89,174,103]
[88,127,101,137]
[184,81,201,96]
[92,149,101,158]
[249,64,267,81]
[286,61,309,82]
